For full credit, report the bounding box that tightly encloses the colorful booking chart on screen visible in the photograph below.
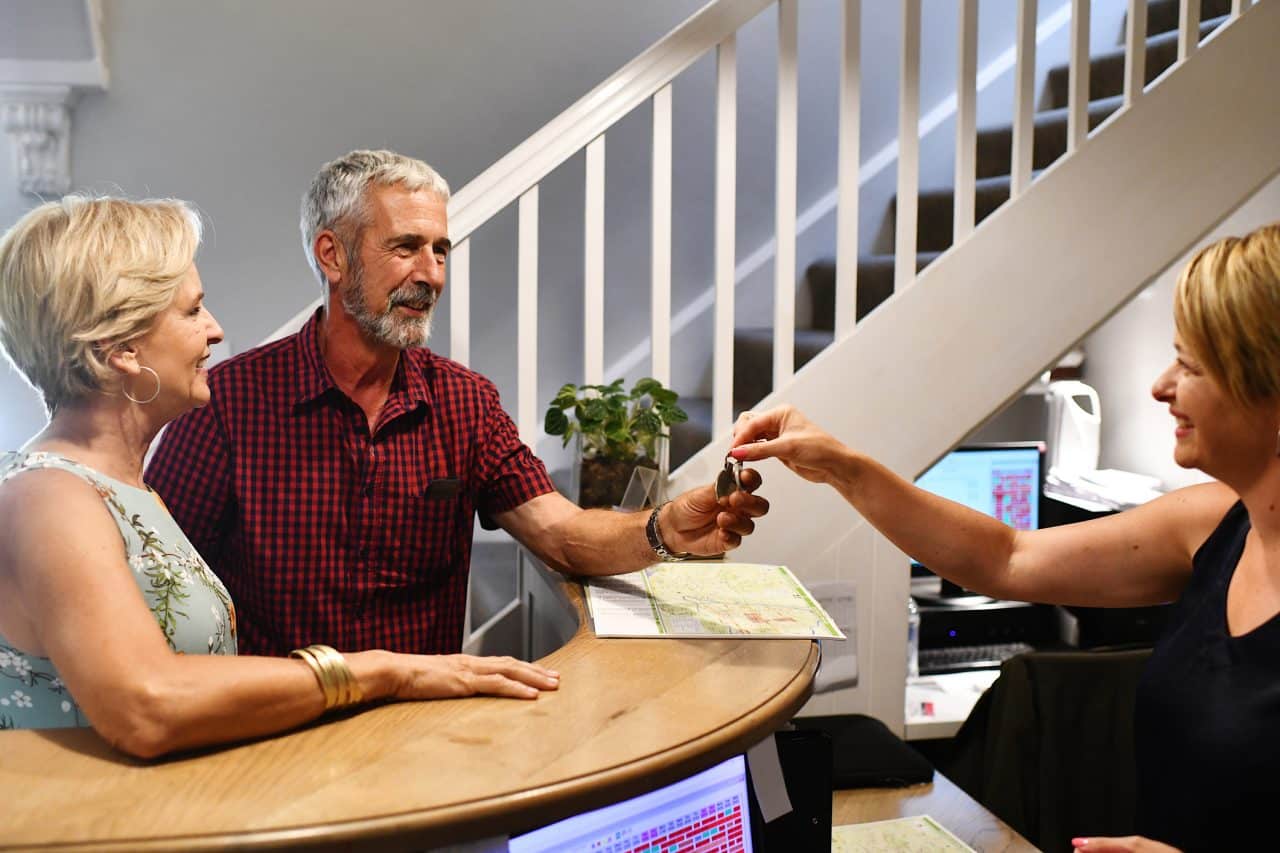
[586,562,845,639]
[509,755,754,852]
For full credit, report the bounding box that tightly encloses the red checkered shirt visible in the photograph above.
[146,309,554,657]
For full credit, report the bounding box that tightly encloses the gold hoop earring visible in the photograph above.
[123,365,161,405]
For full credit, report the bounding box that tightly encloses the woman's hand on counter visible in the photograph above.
[362,652,561,701]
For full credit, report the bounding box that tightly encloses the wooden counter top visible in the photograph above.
[0,578,818,851]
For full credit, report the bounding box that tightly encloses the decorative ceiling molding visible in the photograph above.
[0,0,107,197]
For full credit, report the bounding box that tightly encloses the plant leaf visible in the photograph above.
[544,408,569,436]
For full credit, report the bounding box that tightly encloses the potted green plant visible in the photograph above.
[544,377,688,509]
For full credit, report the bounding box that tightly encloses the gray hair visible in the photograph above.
[299,149,450,289]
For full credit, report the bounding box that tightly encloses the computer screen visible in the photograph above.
[915,443,1044,531]
[509,754,754,853]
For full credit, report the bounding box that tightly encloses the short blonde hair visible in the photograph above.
[0,195,202,414]
[1174,222,1280,406]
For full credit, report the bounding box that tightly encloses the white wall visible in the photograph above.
[1083,171,1280,490]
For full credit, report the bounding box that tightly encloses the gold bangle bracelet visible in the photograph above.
[292,646,339,709]
[290,644,363,710]
[311,644,353,707]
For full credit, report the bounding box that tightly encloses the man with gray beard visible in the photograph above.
[147,150,767,661]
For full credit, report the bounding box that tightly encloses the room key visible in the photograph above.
[715,454,742,500]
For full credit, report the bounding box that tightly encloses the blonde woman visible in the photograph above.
[730,223,1280,853]
[0,196,557,756]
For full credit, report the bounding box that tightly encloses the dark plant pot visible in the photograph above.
[577,455,659,509]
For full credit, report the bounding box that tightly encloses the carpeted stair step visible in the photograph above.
[1043,15,1228,111]
[1141,0,1234,39]
[899,174,1023,254]
[732,327,842,410]
[805,251,941,332]
[669,394,713,470]
[975,95,1123,180]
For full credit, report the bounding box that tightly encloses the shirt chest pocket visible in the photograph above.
[374,477,464,587]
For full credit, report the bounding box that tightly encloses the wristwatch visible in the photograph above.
[645,501,691,562]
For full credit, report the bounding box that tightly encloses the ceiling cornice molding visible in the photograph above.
[0,0,107,197]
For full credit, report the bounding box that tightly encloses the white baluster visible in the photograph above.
[894,0,921,292]
[1124,0,1147,106]
[584,135,606,386]
[774,0,798,388]
[1011,0,1037,197]
[651,85,673,387]
[518,187,539,449]
[714,35,737,437]
[1179,0,1200,60]
[1068,0,1091,152]
[834,0,861,339]
[449,238,470,368]
[954,0,979,240]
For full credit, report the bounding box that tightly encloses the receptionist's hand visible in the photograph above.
[663,469,768,556]
[1071,835,1182,852]
[729,405,852,487]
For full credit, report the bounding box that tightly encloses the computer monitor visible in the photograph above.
[915,442,1044,531]
[912,442,1045,590]
[509,755,754,853]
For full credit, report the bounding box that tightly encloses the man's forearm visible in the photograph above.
[543,506,657,576]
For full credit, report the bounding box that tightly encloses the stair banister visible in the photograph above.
[1068,0,1091,151]
[1012,0,1037,196]
[584,136,606,387]
[773,0,799,390]
[518,189,539,447]
[651,84,674,387]
[1124,0,1148,105]
[833,0,861,341]
[1179,0,1202,58]
[713,34,738,438]
[954,0,979,241]
[893,0,922,294]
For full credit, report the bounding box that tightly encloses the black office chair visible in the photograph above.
[944,648,1152,853]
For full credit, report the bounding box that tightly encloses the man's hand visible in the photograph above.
[660,468,768,556]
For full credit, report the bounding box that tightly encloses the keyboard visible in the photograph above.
[918,641,1035,676]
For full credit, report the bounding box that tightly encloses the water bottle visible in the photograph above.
[906,596,920,679]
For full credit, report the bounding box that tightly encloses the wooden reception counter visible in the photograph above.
[0,574,818,851]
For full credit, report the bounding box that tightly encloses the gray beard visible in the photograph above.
[341,270,435,350]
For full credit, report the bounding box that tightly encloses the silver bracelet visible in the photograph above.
[645,501,690,562]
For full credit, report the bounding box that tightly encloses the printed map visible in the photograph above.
[832,816,975,853]
[587,561,844,639]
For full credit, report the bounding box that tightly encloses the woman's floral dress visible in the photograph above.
[0,451,236,729]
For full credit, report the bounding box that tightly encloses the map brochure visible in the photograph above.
[831,815,976,852]
[585,561,846,639]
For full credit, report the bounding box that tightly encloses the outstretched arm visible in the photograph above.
[495,473,769,576]
[730,405,1232,607]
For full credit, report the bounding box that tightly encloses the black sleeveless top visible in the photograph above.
[1135,501,1280,851]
